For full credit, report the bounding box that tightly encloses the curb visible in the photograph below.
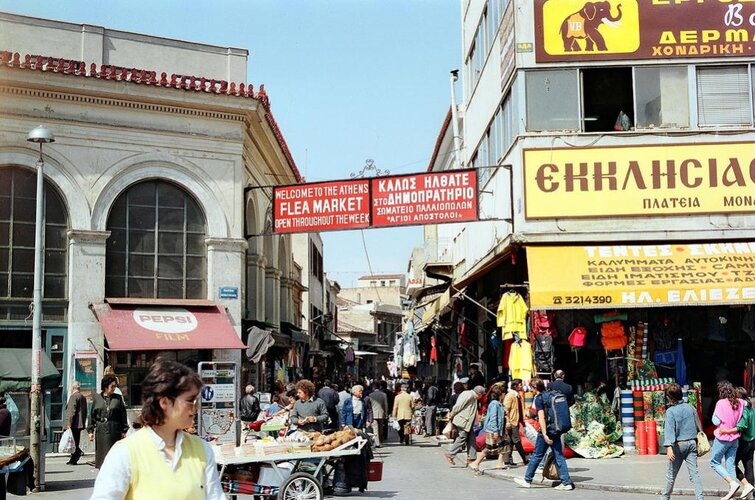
[485,469,730,497]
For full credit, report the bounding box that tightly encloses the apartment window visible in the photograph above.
[582,67,634,132]
[501,92,518,152]
[635,67,689,129]
[486,0,499,50]
[389,280,396,286]
[526,70,580,131]
[697,65,751,126]
[106,181,206,299]
[370,280,377,286]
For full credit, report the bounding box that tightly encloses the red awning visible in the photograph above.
[91,303,245,351]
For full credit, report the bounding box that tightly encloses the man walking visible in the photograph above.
[64,381,88,465]
[423,377,439,437]
[368,383,388,447]
[392,384,414,445]
[502,378,529,467]
[515,378,574,491]
[443,385,485,466]
[317,380,340,430]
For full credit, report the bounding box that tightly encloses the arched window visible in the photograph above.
[0,167,68,320]
[105,180,206,299]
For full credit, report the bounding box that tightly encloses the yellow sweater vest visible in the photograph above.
[124,428,207,500]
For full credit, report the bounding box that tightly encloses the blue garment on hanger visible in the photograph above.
[676,338,687,387]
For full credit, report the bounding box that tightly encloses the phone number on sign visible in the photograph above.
[552,295,613,305]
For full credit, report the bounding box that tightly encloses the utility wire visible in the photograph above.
[360,229,383,304]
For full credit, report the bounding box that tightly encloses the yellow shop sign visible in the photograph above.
[527,243,755,310]
[523,142,755,219]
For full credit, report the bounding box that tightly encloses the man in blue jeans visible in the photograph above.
[514,377,574,491]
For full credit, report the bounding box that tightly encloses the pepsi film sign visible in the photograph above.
[132,307,198,334]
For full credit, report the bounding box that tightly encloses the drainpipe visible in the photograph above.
[449,69,462,168]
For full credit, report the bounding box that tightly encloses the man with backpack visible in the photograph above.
[514,377,574,491]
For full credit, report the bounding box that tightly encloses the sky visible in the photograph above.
[0,0,461,287]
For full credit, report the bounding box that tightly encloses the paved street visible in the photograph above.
[34,435,659,499]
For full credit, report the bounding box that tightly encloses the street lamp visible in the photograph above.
[26,125,54,493]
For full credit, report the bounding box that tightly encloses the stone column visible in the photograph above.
[207,238,247,364]
[246,253,266,321]
[66,230,109,384]
[279,277,294,325]
[265,267,281,326]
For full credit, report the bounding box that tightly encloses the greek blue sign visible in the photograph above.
[219,287,239,299]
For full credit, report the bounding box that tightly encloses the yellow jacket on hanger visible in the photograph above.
[497,291,528,340]
[509,339,534,382]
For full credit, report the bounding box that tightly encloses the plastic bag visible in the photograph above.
[523,421,539,444]
[389,418,400,431]
[442,421,454,438]
[58,428,76,454]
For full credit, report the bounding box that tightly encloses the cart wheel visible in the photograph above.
[277,472,323,500]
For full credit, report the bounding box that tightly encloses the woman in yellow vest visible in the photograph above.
[90,358,223,499]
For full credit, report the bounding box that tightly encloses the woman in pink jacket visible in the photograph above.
[711,381,745,500]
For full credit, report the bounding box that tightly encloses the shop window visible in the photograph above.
[105,180,206,299]
[582,67,634,132]
[635,67,689,129]
[525,70,580,131]
[0,167,69,321]
[697,65,751,126]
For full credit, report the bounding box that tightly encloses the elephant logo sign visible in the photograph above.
[562,2,623,52]
[540,0,639,58]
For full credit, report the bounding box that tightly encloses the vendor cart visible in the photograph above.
[217,436,368,500]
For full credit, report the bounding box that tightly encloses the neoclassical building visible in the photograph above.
[0,12,302,442]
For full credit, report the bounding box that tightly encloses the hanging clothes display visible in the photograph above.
[600,321,627,350]
[533,334,554,375]
[402,328,419,367]
[531,311,557,339]
[496,291,528,340]
[430,336,438,365]
[508,337,534,382]
[344,346,355,364]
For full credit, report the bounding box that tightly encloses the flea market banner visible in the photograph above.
[534,0,755,62]
[527,242,755,310]
[522,142,755,219]
[273,170,478,234]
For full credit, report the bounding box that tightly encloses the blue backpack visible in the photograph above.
[541,391,572,434]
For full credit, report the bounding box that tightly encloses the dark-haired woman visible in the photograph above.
[469,385,506,475]
[87,375,128,468]
[91,359,223,499]
[711,380,745,500]
[660,383,703,500]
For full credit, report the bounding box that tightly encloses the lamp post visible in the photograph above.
[26,125,55,492]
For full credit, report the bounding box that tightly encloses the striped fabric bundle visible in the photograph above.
[621,389,635,450]
[633,391,644,422]
[641,322,649,360]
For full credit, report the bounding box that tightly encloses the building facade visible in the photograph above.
[419,0,755,387]
[0,12,301,442]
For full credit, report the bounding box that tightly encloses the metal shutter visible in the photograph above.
[696,66,752,126]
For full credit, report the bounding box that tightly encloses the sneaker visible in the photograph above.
[740,483,754,499]
[724,482,741,500]
[554,483,575,491]
[514,478,532,488]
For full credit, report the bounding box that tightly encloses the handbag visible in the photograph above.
[543,452,560,480]
[442,421,454,438]
[58,428,76,454]
[693,410,710,457]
